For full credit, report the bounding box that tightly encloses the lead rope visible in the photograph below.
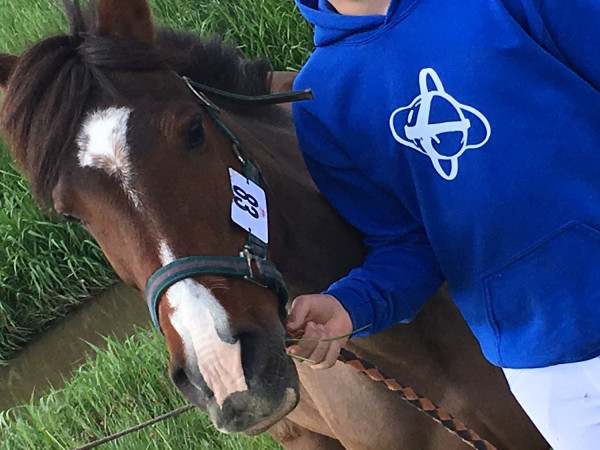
[338,348,497,450]
[72,351,497,450]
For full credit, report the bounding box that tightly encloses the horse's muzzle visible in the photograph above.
[169,331,300,434]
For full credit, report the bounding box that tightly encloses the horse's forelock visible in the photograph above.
[0,25,165,208]
[0,34,92,207]
[0,0,272,208]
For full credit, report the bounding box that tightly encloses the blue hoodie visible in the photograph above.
[292,0,600,368]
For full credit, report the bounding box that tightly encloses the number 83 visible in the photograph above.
[233,185,259,219]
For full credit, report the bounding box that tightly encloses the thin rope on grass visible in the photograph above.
[73,404,194,450]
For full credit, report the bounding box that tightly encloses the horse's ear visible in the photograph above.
[269,71,298,111]
[0,53,18,89]
[97,0,154,44]
[269,71,298,95]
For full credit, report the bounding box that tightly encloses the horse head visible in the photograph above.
[0,0,341,434]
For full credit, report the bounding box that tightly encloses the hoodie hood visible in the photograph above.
[295,0,406,46]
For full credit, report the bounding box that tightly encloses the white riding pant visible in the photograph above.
[503,355,600,450]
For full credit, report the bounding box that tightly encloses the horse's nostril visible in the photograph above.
[229,331,255,382]
[231,323,284,386]
[231,327,267,383]
[170,367,189,389]
[169,365,211,410]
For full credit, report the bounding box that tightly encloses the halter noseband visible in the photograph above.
[145,76,313,333]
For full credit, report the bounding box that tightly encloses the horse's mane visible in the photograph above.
[0,0,271,207]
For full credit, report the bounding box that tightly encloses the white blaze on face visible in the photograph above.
[76,107,141,208]
[159,241,249,405]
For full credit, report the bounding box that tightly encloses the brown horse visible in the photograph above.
[0,1,547,448]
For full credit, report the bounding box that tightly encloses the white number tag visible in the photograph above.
[229,168,268,243]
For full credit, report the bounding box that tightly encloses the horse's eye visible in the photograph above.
[186,117,205,150]
[59,212,84,226]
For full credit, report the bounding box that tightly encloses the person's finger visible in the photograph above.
[299,321,322,357]
[287,321,319,359]
[286,344,316,363]
[286,344,299,355]
[306,324,330,364]
[286,296,314,332]
[312,337,345,370]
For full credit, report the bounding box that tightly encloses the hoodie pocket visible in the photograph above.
[483,221,600,367]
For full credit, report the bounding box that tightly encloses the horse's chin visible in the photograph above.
[242,387,299,435]
[213,386,300,435]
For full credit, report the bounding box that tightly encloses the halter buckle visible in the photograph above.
[240,246,268,288]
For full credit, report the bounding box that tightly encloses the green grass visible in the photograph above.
[0,0,313,364]
[0,327,283,449]
[149,0,313,70]
[0,0,313,70]
[0,135,116,364]
[0,0,67,54]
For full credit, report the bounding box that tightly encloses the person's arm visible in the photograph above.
[504,0,600,89]
[301,151,444,332]
[287,105,444,367]
[537,0,600,90]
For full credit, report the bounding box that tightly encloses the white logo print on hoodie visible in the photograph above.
[389,68,491,181]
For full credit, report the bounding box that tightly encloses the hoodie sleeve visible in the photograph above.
[536,0,600,90]
[501,0,600,90]
[293,105,445,336]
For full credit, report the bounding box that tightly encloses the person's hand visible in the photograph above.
[285,293,353,369]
